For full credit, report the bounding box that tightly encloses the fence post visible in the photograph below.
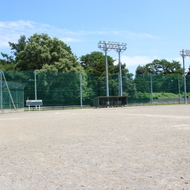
[34,70,37,100]
[150,74,153,104]
[0,70,2,110]
[178,75,181,103]
[80,72,83,108]
[2,71,16,109]
[34,70,38,109]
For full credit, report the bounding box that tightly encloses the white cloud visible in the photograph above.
[132,33,158,39]
[0,20,38,47]
[0,33,20,47]
[61,37,80,42]
[113,56,156,74]
[0,20,35,30]
[0,20,159,48]
[0,20,79,47]
[0,20,88,47]
[113,31,158,39]
[114,56,155,67]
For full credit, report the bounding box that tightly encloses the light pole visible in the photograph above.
[98,41,115,97]
[114,43,127,96]
[180,49,190,104]
[98,41,127,97]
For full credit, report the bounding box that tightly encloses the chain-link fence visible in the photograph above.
[0,71,26,109]
[0,70,189,110]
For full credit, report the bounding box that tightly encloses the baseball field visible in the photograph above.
[0,105,189,189]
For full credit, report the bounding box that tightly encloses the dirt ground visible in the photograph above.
[0,105,190,190]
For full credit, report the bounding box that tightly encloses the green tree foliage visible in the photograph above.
[0,35,26,70]
[136,59,183,75]
[0,53,15,70]
[2,33,83,72]
[123,73,137,99]
[9,35,27,57]
[80,51,134,97]
[1,34,86,105]
[134,75,150,93]
[133,59,183,102]
[134,65,151,96]
[147,59,183,75]
[186,66,190,75]
[80,51,119,73]
[135,65,149,75]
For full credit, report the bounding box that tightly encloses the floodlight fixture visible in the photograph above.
[113,42,127,96]
[180,49,190,104]
[98,41,127,97]
[98,41,115,98]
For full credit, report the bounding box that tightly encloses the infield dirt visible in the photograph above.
[0,105,190,189]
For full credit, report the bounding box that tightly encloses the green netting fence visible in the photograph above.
[0,71,26,109]
[0,70,190,109]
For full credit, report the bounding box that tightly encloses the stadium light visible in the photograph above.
[98,41,116,97]
[113,42,127,96]
[180,49,190,104]
[98,41,127,97]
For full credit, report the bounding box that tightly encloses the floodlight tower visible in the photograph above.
[180,49,190,104]
[114,42,127,96]
[98,41,115,97]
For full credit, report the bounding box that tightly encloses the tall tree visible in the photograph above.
[134,59,183,99]
[80,51,128,74]
[135,65,149,75]
[80,51,135,97]
[1,34,85,106]
[145,59,183,75]
[0,53,15,70]
[135,59,183,75]
[80,51,114,73]
[186,66,190,75]
[9,35,27,57]
[2,33,83,72]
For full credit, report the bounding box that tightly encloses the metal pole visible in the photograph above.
[34,70,37,100]
[98,41,126,99]
[80,72,83,108]
[118,51,122,96]
[0,70,2,110]
[180,49,190,104]
[178,75,181,103]
[113,42,127,96]
[182,53,187,104]
[2,71,16,109]
[150,74,153,104]
[105,50,109,97]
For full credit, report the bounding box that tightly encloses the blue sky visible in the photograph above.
[0,0,190,73]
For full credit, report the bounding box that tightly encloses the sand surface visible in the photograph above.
[0,105,190,189]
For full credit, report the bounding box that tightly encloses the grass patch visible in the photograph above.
[153,92,179,99]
